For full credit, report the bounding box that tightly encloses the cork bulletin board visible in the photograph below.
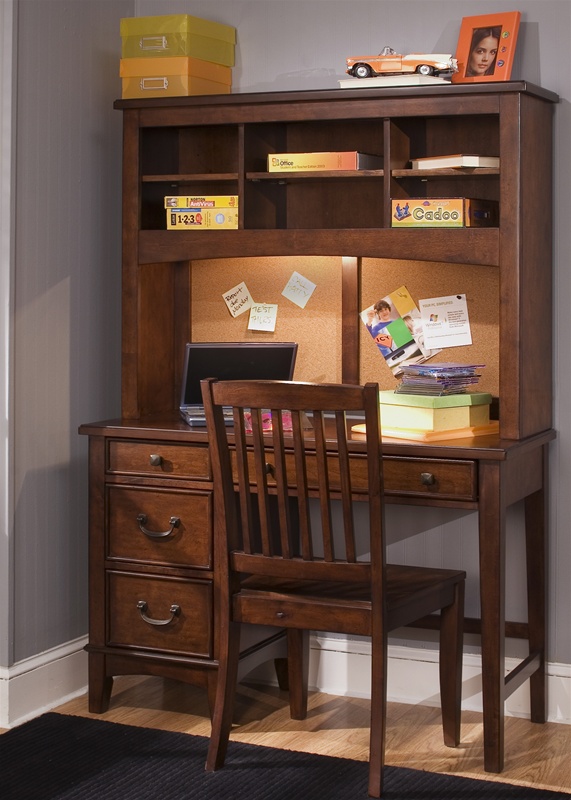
[190,255,500,396]
[191,256,343,384]
[359,258,500,395]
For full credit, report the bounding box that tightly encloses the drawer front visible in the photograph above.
[247,452,476,501]
[108,440,211,480]
[108,572,213,658]
[383,456,477,501]
[107,485,212,569]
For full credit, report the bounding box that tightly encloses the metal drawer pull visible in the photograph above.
[137,600,180,626]
[137,513,180,538]
[420,472,436,486]
[149,454,163,466]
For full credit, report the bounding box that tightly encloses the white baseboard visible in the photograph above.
[1,633,569,729]
[0,637,88,728]
[307,634,571,724]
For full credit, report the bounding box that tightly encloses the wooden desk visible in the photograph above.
[79,417,554,773]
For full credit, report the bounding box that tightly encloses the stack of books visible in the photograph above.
[119,13,236,99]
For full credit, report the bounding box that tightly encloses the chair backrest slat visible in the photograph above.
[270,408,294,558]
[291,409,313,560]
[335,409,357,563]
[232,408,256,554]
[312,409,335,562]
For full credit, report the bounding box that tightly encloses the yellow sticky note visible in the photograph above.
[248,304,278,332]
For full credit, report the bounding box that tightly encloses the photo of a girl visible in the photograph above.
[466,26,501,77]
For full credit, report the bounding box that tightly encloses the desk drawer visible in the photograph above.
[108,571,213,658]
[107,485,212,569]
[108,440,210,480]
[383,456,477,501]
[253,452,476,502]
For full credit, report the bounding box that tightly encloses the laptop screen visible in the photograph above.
[180,341,299,408]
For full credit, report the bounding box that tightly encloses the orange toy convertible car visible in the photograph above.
[346,46,457,78]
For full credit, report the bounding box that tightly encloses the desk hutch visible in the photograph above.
[79,82,558,773]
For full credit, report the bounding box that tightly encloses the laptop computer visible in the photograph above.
[179,341,299,427]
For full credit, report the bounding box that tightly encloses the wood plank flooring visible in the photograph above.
[35,676,571,794]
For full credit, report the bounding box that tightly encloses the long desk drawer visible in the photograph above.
[107,485,213,569]
[108,440,211,480]
[245,451,477,502]
[107,571,213,658]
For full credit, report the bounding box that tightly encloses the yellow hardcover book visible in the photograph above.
[379,402,490,431]
[164,195,238,209]
[268,151,383,172]
[166,208,238,230]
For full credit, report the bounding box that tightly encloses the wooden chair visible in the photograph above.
[201,378,466,798]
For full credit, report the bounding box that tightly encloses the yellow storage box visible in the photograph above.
[120,57,231,99]
[391,197,498,228]
[120,14,236,66]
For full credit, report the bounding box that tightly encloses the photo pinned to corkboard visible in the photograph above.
[452,11,521,84]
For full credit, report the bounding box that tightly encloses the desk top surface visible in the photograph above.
[78,416,556,463]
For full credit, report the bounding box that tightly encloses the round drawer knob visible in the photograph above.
[149,454,163,467]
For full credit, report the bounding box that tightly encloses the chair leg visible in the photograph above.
[368,636,388,798]
[206,621,241,771]
[439,580,465,747]
[286,628,309,720]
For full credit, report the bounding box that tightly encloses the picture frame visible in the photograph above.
[451,11,521,84]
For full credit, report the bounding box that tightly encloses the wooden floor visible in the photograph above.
[23,675,571,794]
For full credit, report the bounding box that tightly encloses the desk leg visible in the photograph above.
[525,444,548,724]
[478,460,506,773]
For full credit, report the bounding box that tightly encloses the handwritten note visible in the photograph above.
[248,304,278,332]
[222,281,252,318]
[282,271,316,309]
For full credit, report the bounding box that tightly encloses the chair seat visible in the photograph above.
[236,564,466,636]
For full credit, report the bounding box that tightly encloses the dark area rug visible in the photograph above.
[1,712,569,799]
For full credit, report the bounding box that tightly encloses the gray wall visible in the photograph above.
[1,0,569,673]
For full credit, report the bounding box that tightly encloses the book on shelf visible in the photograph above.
[267,151,383,172]
[338,75,451,89]
[378,389,492,432]
[410,154,500,170]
